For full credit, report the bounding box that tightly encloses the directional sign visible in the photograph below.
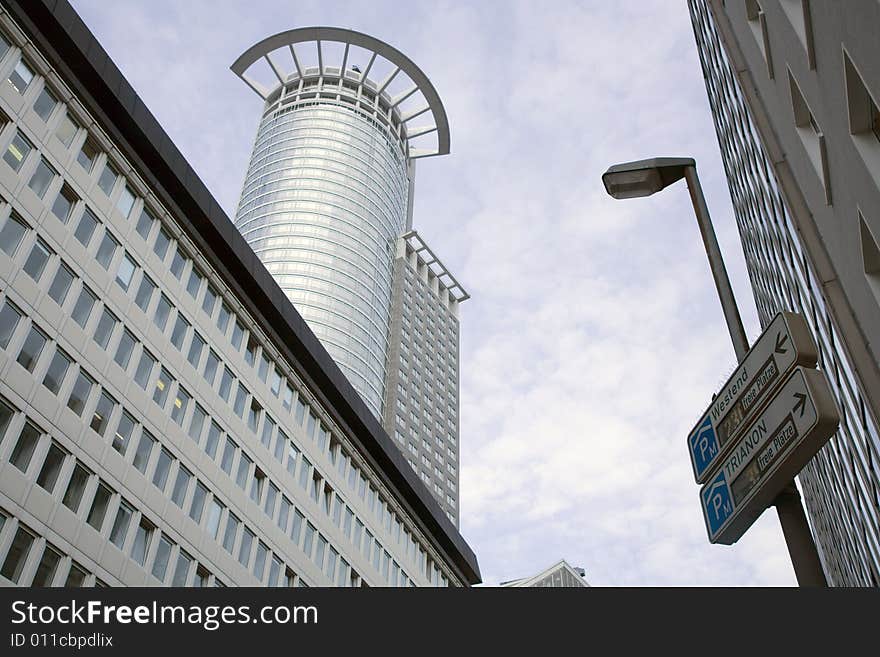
[688,312,817,484]
[699,366,839,545]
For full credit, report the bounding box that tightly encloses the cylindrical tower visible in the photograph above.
[231,28,449,419]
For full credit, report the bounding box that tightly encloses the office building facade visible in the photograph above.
[231,29,466,522]
[0,0,479,588]
[688,0,880,585]
[382,231,467,524]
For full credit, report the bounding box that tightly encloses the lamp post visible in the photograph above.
[602,156,827,587]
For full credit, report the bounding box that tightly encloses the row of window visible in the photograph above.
[0,400,225,586]
[0,31,454,586]
[0,508,104,587]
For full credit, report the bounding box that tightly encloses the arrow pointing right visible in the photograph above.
[793,392,807,418]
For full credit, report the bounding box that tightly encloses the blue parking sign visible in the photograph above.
[690,416,719,480]
[702,469,733,539]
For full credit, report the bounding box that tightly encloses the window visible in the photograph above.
[260,415,275,448]
[220,437,237,475]
[238,527,255,567]
[23,238,52,282]
[218,366,234,401]
[92,307,118,349]
[32,86,58,121]
[278,496,291,533]
[153,294,173,332]
[286,440,299,476]
[134,273,156,312]
[202,285,218,317]
[27,157,56,198]
[95,230,120,269]
[247,399,261,433]
[109,500,133,548]
[245,336,257,367]
[844,48,880,182]
[254,542,268,581]
[170,386,190,426]
[222,513,239,553]
[153,368,173,408]
[205,498,223,539]
[231,321,244,350]
[8,57,34,93]
[132,430,155,474]
[112,411,136,454]
[133,348,156,389]
[76,140,98,172]
[169,245,187,280]
[170,314,190,350]
[130,518,153,567]
[303,523,316,559]
[115,253,137,290]
[152,448,173,492]
[86,483,113,531]
[249,468,265,504]
[264,482,279,518]
[135,208,154,240]
[97,161,118,196]
[203,349,220,385]
[172,550,193,586]
[65,562,87,587]
[151,534,173,582]
[282,382,293,411]
[115,185,135,218]
[189,481,207,523]
[66,370,95,416]
[204,421,221,459]
[4,130,32,172]
[186,266,203,298]
[216,303,231,334]
[32,545,62,587]
[235,453,252,490]
[188,404,207,443]
[90,391,117,437]
[291,510,305,545]
[48,261,75,305]
[1,527,35,584]
[788,70,830,203]
[62,464,90,513]
[42,347,71,394]
[187,331,205,368]
[153,227,171,261]
[233,384,248,417]
[16,324,47,372]
[74,207,99,248]
[54,113,79,147]
[71,285,97,329]
[258,353,270,382]
[113,329,137,370]
[171,466,191,507]
[0,211,28,256]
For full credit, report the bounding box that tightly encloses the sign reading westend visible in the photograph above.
[700,367,839,545]
[688,312,817,484]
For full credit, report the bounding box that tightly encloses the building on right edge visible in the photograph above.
[687,0,880,585]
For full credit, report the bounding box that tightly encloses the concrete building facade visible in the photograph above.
[0,0,479,588]
[688,0,880,585]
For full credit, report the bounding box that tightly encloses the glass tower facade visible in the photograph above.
[688,0,880,586]
[235,80,410,417]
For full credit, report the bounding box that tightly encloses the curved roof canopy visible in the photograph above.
[231,27,450,160]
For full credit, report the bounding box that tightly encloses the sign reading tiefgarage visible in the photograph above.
[700,367,839,545]
[688,312,817,484]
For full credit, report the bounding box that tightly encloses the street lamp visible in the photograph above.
[602,156,827,587]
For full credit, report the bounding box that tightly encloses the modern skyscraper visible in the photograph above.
[688,0,880,585]
[0,0,479,588]
[231,29,466,523]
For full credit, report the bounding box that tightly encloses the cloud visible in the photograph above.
[71,0,795,585]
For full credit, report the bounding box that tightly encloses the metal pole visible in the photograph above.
[682,165,827,587]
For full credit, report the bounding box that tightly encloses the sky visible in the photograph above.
[70,0,798,586]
